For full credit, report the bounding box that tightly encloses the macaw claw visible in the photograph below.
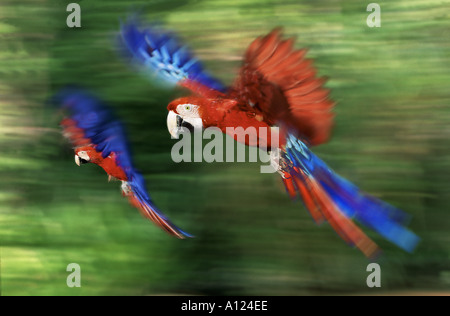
[108,175,118,182]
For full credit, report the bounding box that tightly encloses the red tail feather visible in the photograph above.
[283,171,380,258]
[282,176,297,200]
[291,172,325,224]
[126,192,189,239]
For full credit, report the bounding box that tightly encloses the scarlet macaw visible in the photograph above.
[55,88,192,239]
[119,17,420,258]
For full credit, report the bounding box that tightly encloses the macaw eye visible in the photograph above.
[176,103,197,116]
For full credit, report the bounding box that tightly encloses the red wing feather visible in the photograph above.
[249,29,282,67]
[60,118,91,146]
[235,29,335,146]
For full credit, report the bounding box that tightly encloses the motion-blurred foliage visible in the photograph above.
[0,0,449,295]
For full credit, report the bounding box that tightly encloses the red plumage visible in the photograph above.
[119,20,420,256]
[169,28,335,148]
[231,28,335,146]
[61,118,128,181]
[58,91,193,239]
[168,30,383,257]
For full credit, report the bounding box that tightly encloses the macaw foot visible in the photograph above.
[269,148,292,178]
[108,175,119,182]
[121,181,132,196]
[269,148,281,175]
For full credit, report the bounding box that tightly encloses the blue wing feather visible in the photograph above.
[119,16,227,94]
[54,88,134,175]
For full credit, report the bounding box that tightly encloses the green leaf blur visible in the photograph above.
[0,0,449,295]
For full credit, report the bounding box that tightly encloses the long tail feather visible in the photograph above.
[282,133,420,257]
[290,170,324,224]
[303,172,381,258]
[123,174,193,239]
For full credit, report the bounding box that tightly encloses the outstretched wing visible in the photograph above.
[54,88,192,239]
[233,28,335,146]
[119,16,226,98]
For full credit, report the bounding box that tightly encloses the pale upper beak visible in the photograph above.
[167,110,204,139]
[167,110,181,139]
[74,151,90,166]
[75,155,82,166]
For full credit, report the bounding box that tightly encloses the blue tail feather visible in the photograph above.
[129,173,193,239]
[285,133,420,253]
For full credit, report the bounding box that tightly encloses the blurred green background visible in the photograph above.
[0,0,449,295]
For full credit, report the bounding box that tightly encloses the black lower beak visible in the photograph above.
[176,115,194,133]
[176,115,183,128]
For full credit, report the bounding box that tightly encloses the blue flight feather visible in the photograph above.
[119,16,226,93]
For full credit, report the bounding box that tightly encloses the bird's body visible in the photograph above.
[55,89,192,239]
[157,27,334,151]
[77,146,127,181]
[118,17,420,257]
[167,95,277,147]
[60,114,130,181]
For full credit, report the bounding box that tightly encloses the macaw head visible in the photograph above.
[166,96,207,139]
[74,146,102,166]
[73,141,129,181]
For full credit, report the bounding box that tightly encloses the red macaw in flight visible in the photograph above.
[55,88,192,239]
[119,17,419,258]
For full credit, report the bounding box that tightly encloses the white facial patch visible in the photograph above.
[77,151,90,161]
[176,103,199,118]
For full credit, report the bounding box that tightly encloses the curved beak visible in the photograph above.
[167,110,181,139]
[74,152,90,166]
[74,155,81,166]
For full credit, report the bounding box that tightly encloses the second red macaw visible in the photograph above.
[120,17,419,258]
[55,88,192,239]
